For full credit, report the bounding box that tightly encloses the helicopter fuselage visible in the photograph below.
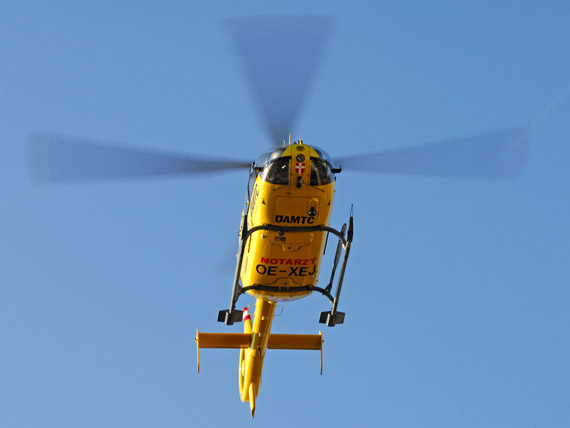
[240,142,335,301]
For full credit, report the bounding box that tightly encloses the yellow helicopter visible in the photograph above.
[27,15,529,418]
[197,136,351,417]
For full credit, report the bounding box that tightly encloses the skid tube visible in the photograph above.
[218,209,354,327]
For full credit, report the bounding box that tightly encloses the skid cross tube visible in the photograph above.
[239,284,334,303]
[245,224,348,247]
[218,212,353,326]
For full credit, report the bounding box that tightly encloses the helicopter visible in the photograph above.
[27,15,529,418]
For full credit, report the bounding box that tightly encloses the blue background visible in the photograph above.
[2,1,569,426]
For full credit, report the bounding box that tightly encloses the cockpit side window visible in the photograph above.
[310,158,333,186]
[261,157,290,185]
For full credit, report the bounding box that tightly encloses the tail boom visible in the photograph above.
[195,300,324,416]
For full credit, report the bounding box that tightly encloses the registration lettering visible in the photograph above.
[255,256,317,277]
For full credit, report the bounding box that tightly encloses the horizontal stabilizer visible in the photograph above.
[195,330,250,373]
[195,330,324,373]
[196,331,251,349]
[269,332,324,374]
[268,333,323,350]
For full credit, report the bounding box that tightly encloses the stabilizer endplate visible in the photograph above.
[195,330,251,373]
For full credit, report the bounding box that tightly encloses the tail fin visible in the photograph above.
[243,307,252,334]
[249,382,256,418]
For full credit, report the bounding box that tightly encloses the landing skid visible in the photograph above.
[218,208,354,327]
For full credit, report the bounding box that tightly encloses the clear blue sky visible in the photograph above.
[2,1,569,426]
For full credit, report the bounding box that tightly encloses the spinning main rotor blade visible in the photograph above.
[336,127,530,179]
[228,15,331,145]
[27,134,251,183]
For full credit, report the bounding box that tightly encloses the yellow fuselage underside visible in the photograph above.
[240,144,335,301]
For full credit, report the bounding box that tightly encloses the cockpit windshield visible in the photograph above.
[310,157,333,185]
[254,146,287,168]
[254,144,336,187]
[260,157,290,185]
[311,146,334,168]
[255,145,335,168]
